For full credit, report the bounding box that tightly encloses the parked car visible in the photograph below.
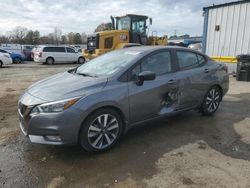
[22,45,34,60]
[0,43,22,54]
[34,46,85,64]
[0,50,12,67]
[188,42,202,52]
[0,49,24,64]
[30,46,38,61]
[18,46,229,152]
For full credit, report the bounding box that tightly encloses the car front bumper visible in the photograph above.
[18,101,85,145]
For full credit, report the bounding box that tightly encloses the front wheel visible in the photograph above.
[79,108,123,152]
[78,57,85,64]
[0,61,3,68]
[199,86,222,115]
[13,58,22,64]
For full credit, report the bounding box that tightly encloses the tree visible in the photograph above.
[81,32,87,44]
[61,35,67,44]
[9,26,28,44]
[67,32,74,44]
[39,36,50,44]
[73,33,82,44]
[25,30,34,44]
[54,27,62,45]
[33,30,40,45]
[48,33,55,44]
[94,23,112,32]
[0,35,10,43]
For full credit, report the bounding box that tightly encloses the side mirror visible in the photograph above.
[136,71,156,86]
[149,18,152,25]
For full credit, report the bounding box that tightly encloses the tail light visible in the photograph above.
[39,52,42,57]
[223,64,228,73]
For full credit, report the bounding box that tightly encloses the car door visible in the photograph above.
[174,50,211,109]
[128,50,180,124]
[50,47,65,62]
[57,47,67,62]
[66,47,77,62]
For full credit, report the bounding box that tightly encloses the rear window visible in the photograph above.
[0,49,8,53]
[176,51,206,70]
[43,47,65,52]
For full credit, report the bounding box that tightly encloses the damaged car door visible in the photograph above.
[128,50,180,124]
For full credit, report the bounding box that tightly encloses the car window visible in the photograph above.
[43,47,65,52]
[54,47,65,52]
[133,51,172,76]
[66,47,76,53]
[176,51,201,70]
[76,50,140,77]
[197,54,206,65]
[0,49,8,53]
[43,47,53,52]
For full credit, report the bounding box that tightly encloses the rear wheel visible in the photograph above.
[79,108,123,152]
[199,86,222,115]
[46,57,54,65]
[78,57,85,64]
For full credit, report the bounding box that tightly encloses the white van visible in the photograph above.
[34,46,85,64]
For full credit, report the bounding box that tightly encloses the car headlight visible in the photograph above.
[30,97,80,114]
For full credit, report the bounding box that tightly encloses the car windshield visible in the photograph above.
[75,50,140,77]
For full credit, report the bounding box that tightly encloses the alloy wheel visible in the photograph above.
[78,57,85,64]
[206,88,220,113]
[87,114,119,149]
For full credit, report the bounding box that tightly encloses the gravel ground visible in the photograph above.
[0,62,250,188]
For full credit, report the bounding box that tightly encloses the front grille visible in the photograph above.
[87,33,99,52]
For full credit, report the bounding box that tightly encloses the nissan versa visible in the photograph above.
[18,46,229,152]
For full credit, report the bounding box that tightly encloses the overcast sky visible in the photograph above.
[0,0,234,36]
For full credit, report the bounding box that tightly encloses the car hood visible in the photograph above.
[27,71,108,102]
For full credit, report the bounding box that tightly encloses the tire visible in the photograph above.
[79,108,124,152]
[78,57,85,64]
[0,61,3,68]
[13,58,22,64]
[46,57,54,65]
[199,86,222,115]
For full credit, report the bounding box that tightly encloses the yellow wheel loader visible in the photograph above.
[83,14,167,60]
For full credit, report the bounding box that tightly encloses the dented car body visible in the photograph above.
[18,46,229,151]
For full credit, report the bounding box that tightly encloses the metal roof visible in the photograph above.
[203,0,250,11]
[115,14,148,19]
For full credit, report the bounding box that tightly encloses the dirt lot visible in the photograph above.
[0,62,250,188]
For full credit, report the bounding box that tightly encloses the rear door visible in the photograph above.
[54,47,66,62]
[128,50,180,124]
[174,50,210,109]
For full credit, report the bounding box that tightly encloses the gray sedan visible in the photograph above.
[18,46,229,152]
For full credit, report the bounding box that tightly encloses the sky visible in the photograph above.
[0,0,235,37]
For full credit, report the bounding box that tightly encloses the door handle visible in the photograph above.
[204,69,209,73]
[167,79,177,85]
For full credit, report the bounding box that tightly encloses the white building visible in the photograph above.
[203,0,250,57]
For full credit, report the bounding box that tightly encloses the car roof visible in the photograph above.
[38,45,73,48]
[117,45,204,55]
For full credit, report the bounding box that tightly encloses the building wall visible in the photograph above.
[204,1,250,57]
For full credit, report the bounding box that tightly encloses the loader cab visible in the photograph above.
[113,14,149,45]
